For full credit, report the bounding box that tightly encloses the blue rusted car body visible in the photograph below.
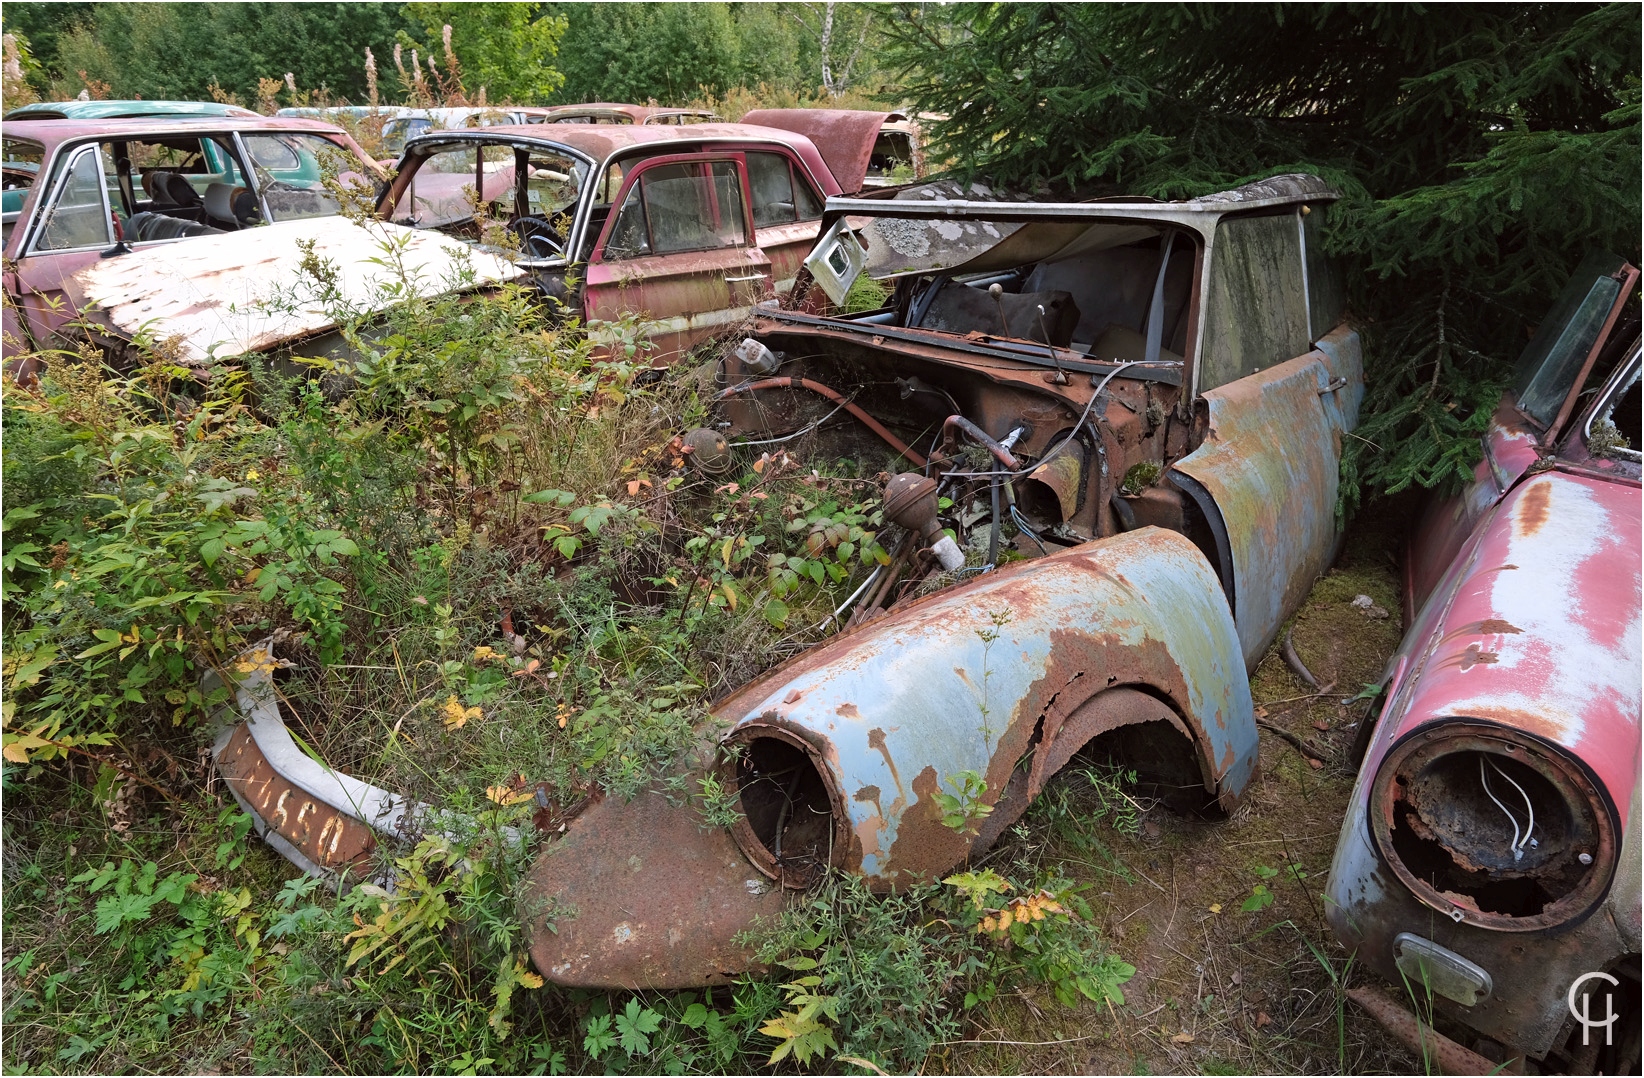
[522,174,1368,987]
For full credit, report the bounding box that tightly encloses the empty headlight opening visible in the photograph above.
[721,725,842,888]
[1371,721,1618,931]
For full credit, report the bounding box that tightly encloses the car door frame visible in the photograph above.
[739,143,828,296]
[584,150,771,361]
[10,139,118,348]
[1169,203,1362,670]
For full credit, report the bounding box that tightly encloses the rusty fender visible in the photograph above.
[1174,326,1363,668]
[526,526,1255,988]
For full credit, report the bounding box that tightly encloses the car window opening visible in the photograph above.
[840,219,1197,368]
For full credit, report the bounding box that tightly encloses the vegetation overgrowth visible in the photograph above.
[2,209,1141,1071]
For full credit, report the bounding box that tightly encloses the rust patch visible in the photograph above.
[1458,644,1499,672]
[882,765,969,883]
[836,702,861,720]
[853,784,883,816]
[1477,619,1523,635]
[1514,482,1551,537]
[215,722,376,873]
[866,727,903,798]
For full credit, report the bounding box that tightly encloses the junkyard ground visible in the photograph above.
[934,505,1424,1076]
[0,508,1444,1077]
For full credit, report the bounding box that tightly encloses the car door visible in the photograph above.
[744,149,826,294]
[584,153,771,362]
[1169,207,1363,670]
[9,142,115,349]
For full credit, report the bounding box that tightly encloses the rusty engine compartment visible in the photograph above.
[706,221,1220,603]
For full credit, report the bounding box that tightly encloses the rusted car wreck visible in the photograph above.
[1,113,517,371]
[1327,253,1641,1073]
[213,173,1366,989]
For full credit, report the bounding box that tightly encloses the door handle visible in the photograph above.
[724,273,769,283]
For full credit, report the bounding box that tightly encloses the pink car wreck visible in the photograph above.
[372,111,904,359]
[1326,253,1641,1073]
[1,114,517,371]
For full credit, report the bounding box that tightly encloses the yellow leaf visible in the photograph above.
[752,457,766,474]
[486,785,534,806]
[244,566,262,584]
[1209,903,1222,914]
[442,695,482,730]
[3,741,31,763]
[246,468,260,481]
[515,961,544,989]
[472,646,500,663]
[721,581,737,610]
[1172,1031,1195,1045]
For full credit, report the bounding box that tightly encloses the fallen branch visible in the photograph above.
[1281,625,1320,690]
[1256,719,1330,766]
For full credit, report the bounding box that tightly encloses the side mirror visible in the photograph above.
[803,217,867,307]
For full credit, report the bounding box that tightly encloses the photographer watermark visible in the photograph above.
[1567,970,1619,1046]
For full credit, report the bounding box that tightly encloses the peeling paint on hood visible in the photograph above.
[66,217,522,364]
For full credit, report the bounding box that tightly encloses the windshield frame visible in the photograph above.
[1511,253,1638,442]
[388,133,599,266]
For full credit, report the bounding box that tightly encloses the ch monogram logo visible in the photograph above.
[1567,971,1619,1046]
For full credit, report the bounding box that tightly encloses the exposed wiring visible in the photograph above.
[987,472,1002,566]
[1011,505,1048,555]
[730,401,848,447]
[1489,757,1537,855]
[938,361,1145,480]
[1480,758,1523,861]
[818,564,885,631]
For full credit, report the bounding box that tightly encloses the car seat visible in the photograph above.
[204,183,259,227]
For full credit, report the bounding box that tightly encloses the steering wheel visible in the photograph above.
[508,214,565,259]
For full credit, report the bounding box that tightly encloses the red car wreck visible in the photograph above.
[373,110,906,360]
[1326,253,1642,1073]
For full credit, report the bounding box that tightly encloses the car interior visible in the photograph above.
[839,218,1197,368]
[96,136,258,243]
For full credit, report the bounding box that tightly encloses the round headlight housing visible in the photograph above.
[1370,720,1618,932]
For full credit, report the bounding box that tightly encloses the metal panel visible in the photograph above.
[216,721,379,876]
[739,109,892,194]
[713,525,1256,883]
[64,217,521,364]
[522,786,789,989]
[1326,467,1641,1056]
[1172,327,1363,668]
[1364,471,1641,816]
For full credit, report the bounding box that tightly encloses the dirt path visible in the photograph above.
[933,517,1422,1075]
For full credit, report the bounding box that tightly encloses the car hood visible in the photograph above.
[65,217,521,364]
